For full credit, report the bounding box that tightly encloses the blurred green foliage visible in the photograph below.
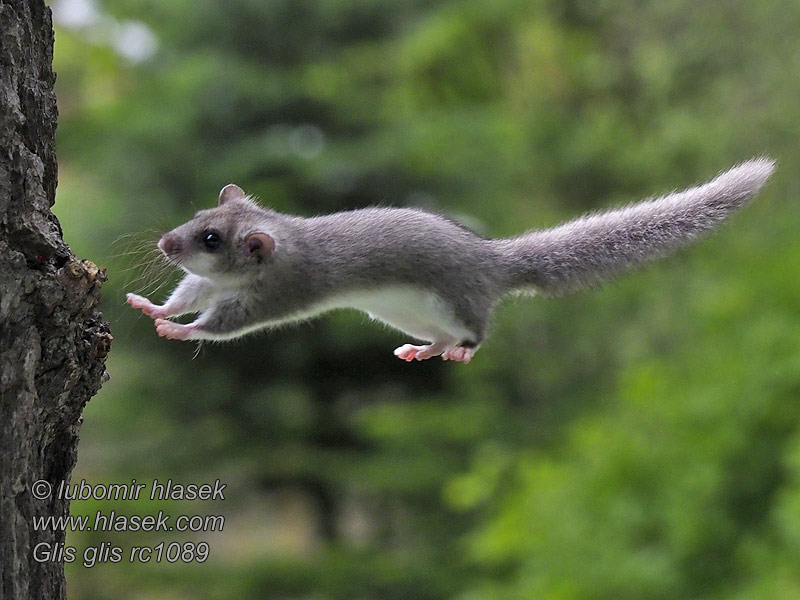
[51,0,800,598]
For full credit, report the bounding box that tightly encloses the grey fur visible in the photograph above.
[493,157,776,295]
[132,158,775,361]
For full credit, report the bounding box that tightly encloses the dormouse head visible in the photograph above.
[158,184,277,281]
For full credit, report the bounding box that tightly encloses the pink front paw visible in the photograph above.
[127,293,168,319]
[154,319,196,341]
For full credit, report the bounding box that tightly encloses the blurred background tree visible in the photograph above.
[51,0,800,598]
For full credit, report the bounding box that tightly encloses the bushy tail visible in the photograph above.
[495,158,776,296]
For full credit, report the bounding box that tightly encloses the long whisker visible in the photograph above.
[108,230,181,297]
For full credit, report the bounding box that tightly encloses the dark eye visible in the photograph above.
[201,230,221,250]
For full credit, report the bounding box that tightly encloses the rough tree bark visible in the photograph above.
[0,1,112,598]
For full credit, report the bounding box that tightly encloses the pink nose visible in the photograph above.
[158,234,180,256]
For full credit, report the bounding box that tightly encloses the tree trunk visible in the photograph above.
[0,1,112,598]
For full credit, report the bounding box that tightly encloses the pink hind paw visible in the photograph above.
[394,342,477,363]
[441,346,476,364]
[393,342,449,362]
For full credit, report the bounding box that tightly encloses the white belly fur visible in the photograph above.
[331,286,473,344]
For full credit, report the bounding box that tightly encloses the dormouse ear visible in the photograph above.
[219,184,246,205]
[244,232,275,260]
